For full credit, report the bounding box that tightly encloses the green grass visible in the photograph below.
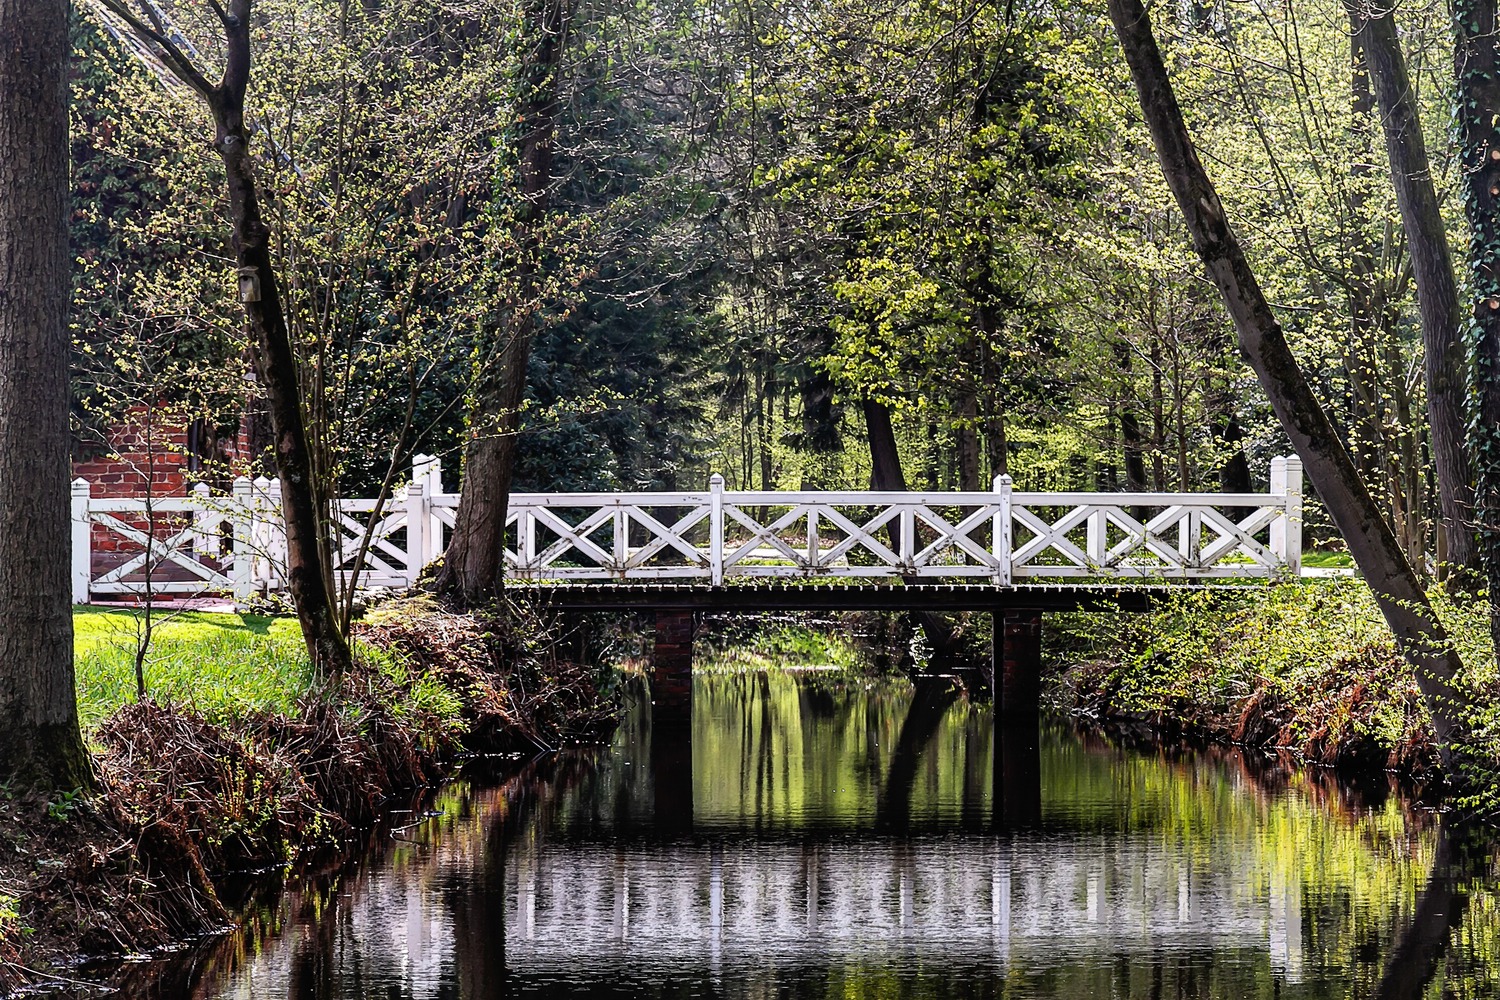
[696,623,864,673]
[73,607,312,732]
[1301,550,1356,569]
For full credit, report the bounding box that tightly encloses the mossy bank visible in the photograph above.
[1045,579,1500,804]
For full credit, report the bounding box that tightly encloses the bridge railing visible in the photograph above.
[70,454,1304,601]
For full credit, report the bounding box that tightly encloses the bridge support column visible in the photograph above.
[994,608,1043,829]
[651,609,695,727]
[996,609,1042,716]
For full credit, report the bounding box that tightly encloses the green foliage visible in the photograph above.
[696,619,864,673]
[1051,580,1500,781]
[44,788,85,824]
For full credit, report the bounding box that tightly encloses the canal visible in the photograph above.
[132,669,1499,998]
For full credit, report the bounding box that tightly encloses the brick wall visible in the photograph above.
[75,404,194,556]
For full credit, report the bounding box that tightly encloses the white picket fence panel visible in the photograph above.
[71,455,1305,602]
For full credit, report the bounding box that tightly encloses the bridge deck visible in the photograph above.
[507,582,1236,612]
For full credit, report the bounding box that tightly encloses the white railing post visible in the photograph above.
[710,473,724,586]
[807,507,820,570]
[1271,456,1303,576]
[1088,508,1106,566]
[1180,509,1201,569]
[406,477,427,587]
[71,478,91,604]
[191,481,214,556]
[613,507,628,572]
[413,453,436,488]
[1283,456,1303,577]
[414,453,445,556]
[232,476,254,601]
[253,476,274,591]
[994,474,1013,586]
[899,506,915,570]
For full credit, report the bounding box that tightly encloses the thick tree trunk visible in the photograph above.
[437,0,571,605]
[0,0,94,791]
[1453,0,1500,658]
[1109,0,1475,768]
[439,320,532,604]
[1346,2,1477,584]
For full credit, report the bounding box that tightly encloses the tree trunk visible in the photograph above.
[103,0,353,672]
[1109,0,1476,769]
[1346,1,1477,585]
[1452,0,1500,658]
[0,0,93,791]
[956,392,981,492]
[862,398,960,660]
[437,0,572,605]
[208,5,350,674]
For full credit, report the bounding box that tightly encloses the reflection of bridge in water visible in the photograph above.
[475,834,1306,976]
[207,674,1364,1000]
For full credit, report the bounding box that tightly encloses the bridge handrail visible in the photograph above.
[69,455,1305,601]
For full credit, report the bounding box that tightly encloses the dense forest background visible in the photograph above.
[68,0,1458,565]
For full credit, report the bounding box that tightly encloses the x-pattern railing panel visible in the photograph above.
[71,456,1305,599]
[1009,492,1290,578]
[89,511,233,595]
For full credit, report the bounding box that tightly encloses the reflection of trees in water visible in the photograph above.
[874,676,960,831]
[124,673,1500,1000]
[1374,820,1495,1000]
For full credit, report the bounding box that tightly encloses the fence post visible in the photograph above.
[406,477,427,587]
[413,453,436,488]
[710,473,724,586]
[191,482,213,556]
[232,476,254,601]
[1284,456,1303,578]
[613,507,628,573]
[994,474,1013,586]
[1270,456,1303,576]
[71,478,91,604]
[414,453,445,554]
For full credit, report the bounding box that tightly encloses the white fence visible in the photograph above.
[72,455,1305,602]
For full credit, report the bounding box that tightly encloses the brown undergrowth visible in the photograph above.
[0,595,619,994]
[1048,650,1441,781]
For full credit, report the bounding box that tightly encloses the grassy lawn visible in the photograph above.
[1301,550,1356,569]
[73,607,312,732]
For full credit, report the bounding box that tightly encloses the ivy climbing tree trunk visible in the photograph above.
[101,0,351,674]
[1453,0,1500,660]
[1346,0,1477,586]
[0,0,94,792]
[1108,0,1477,771]
[437,0,573,606]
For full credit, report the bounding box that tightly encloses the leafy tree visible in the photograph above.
[1108,0,1480,778]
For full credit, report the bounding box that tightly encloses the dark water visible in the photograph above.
[139,671,1500,999]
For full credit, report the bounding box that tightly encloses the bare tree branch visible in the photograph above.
[94,0,216,99]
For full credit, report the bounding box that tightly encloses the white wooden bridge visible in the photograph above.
[70,455,1304,603]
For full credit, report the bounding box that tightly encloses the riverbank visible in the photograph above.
[0,596,619,993]
[1043,579,1500,799]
